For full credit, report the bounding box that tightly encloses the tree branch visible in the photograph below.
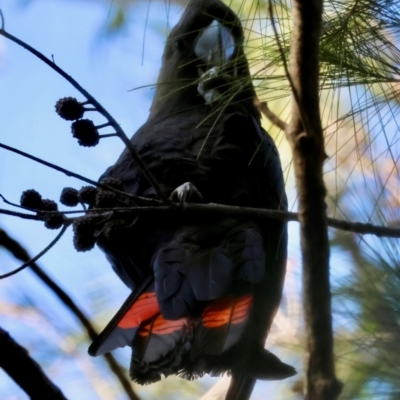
[0,26,171,205]
[2,202,400,238]
[0,142,140,203]
[286,0,342,398]
[0,208,42,221]
[268,1,309,134]
[0,327,68,399]
[0,225,69,279]
[0,228,141,400]
[254,99,288,131]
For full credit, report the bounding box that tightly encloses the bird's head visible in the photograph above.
[149,0,259,120]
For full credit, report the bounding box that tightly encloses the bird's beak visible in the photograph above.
[195,20,237,105]
[194,19,235,69]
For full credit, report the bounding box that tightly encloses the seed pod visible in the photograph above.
[60,187,80,207]
[20,189,43,209]
[55,97,85,121]
[42,199,58,211]
[73,215,98,252]
[71,119,99,147]
[79,186,98,206]
[44,213,64,230]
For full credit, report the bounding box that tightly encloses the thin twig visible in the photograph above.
[267,0,309,136]
[0,228,140,400]
[0,224,68,279]
[0,142,143,203]
[0,194,45,215]
[0,9,4,30]
[0,208,42,221]
[0,27,171,205]
[254,98,288,131]
[0,195,78,218]
[96,122,111,129]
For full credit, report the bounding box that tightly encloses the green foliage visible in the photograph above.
[108,7,126,33]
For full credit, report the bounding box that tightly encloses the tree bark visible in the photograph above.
[288,0,342,398]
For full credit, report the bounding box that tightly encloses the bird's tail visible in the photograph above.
[226,374,256,400]
[225,348,296,399]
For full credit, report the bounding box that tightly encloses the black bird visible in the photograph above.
[89,1,295,398]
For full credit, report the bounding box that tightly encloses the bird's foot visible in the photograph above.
[170,182,203,204]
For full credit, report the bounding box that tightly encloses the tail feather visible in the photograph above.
[225,348,296,400]
[247,347,296,381]
[226,374,256,400]
[88,276,153,357]
[133,314,188,363]
[190,295,252,360]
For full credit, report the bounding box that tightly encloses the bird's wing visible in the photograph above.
[88,277,153,357]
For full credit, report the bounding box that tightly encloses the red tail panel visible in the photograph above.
[118,292,159,329]
[138,314,188,337]
[190,295,253,358]
[202,295,252,328]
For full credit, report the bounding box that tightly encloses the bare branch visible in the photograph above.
[0,208,42,221]
[0,228,140,400]
[0,142,145,203]
[0,9,4,30]
[0,224,69,279]
[3,201,400,238]
[268,0,309,134]
[254,98,288,131]
[0,27,171,205]
[0,327,68,399]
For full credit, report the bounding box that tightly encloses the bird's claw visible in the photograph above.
[170,182,203,204]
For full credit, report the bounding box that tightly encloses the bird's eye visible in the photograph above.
[174,39,184,50]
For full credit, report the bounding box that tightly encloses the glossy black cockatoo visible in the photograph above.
[89,0,295,398]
